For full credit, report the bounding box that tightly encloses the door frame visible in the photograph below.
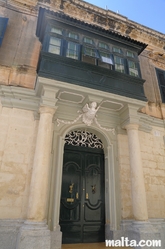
[48,124,120,239]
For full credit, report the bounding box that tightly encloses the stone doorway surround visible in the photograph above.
[0,77,165,249]
[49,124,118,247]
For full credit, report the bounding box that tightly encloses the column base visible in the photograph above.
[130,221,161,249]
[51,225,62,249]
[16,221,51,249]
[105,219,165,249]
[0,219,24,249]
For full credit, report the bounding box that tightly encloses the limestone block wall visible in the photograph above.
[118,128,165,220]
[0,5,40,89]
[139,128,165,218]
[0,103,38,219]
[139,52,158,103]
[117,133,133,219]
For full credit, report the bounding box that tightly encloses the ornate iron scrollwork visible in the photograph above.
[65,130,104,149]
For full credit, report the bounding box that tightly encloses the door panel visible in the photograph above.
[60,145,105,244]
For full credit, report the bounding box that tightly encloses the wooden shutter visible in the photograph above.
[0,17,8,46]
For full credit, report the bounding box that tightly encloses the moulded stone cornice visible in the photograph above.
[37,76,146,107]
[0,85,39,111]
[139,124,152,133]
[2,0,165,51]
[139,112,165,129]
[49,0,165,50]
[0,81,59,112]
[0,78,164,131]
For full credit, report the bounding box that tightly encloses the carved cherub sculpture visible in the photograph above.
[57,101,115,134]
[82,102,99,126]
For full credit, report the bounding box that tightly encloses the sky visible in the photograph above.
[85,0,165,34]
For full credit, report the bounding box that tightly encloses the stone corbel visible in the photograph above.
[119,103,142,129]
[34,81,59,119]
[40,85,59,108]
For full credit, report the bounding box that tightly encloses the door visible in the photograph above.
[60,144,105,244]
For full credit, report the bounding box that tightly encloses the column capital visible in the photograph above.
[125,123,139,131]
[39,106,57,115]
[119,103,141,129]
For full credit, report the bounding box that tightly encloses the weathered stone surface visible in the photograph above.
[139,128,165,218]
[16,221,51,249]
[0,6,40,89]
[0,219,24,249]
[51,229,62,249]
[0,105,38,219]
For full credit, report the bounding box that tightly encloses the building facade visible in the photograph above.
[0,0,165,248]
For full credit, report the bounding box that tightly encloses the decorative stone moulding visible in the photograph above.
[57,101,115,134]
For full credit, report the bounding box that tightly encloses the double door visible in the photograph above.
[59,145,105,244]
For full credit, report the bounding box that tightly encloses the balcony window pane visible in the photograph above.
[127,51,135,58]
[48,37,61,55]
[50,27,62,35]
[83,37,93,45]
[113,47,122,53]
[68,32,78,39]
[128,60,139,77]
[100,52,113,65]
[66,41,79,60]
[84,47,96,57]
[98,42,109,50]
[114,56,125,73]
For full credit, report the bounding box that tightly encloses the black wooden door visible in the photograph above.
[60,144,105,244]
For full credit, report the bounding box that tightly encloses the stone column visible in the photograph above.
[125,123,148,221]
[27,106,56,221]
[16,106,56,249]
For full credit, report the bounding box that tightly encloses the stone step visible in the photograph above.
[62,242,132,249]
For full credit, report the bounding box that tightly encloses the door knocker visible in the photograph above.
[91,184,96,194]
[69,183,74,194]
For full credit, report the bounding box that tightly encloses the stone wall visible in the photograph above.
[0,103,38,219]
[139,128,165,218]
[118,133,133,219]
[118,128,165,220]
[0,5,40,89]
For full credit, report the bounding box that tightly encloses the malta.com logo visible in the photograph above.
[105,237,161,247]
